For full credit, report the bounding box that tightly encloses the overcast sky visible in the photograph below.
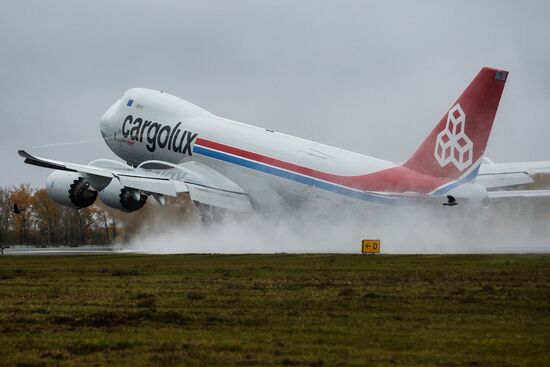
[1,1,549,188]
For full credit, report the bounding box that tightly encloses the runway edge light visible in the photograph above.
[361,239,381,254]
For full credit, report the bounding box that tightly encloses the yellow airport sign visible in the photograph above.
[361,239,380,254]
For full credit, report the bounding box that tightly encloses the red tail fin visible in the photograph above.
[403,67,508,179]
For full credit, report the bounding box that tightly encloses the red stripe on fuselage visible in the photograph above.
[195,138,450,193]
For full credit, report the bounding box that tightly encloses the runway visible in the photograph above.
[1,246,120,255]
[2,244,550,255]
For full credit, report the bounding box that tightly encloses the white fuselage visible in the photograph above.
[99,88,399,207]
[26,69,519,212]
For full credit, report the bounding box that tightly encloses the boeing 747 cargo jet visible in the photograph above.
[19,67,550,219]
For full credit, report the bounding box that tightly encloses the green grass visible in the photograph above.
[0,254,548,366]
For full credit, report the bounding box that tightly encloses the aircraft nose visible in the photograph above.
[99,98,121,137]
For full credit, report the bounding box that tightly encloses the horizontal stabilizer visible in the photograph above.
[488,190,550,199]
[477,160,550,189]
[476,172,534,189]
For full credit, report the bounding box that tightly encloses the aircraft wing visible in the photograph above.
[18,150,253,212]
[477,160,550,189]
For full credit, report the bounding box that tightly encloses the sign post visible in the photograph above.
[361,239,381,254]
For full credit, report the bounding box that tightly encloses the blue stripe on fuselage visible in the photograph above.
[193,145,397,204]
[193,144,478,204]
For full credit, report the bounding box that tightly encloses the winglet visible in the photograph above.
[18,150,76,171]
[18,150,33,159]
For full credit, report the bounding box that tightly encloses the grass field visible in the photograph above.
[0,254,548,366]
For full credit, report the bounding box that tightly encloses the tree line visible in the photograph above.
[3,175,550,247]
[0,184,195,246]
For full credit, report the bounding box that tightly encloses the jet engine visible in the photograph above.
[46,170,98,209]
[98,179,147,212]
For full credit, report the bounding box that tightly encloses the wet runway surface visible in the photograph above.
[1,245,549,255]
[1,246,121,255]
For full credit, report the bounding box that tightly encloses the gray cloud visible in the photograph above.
[1,0,549,187]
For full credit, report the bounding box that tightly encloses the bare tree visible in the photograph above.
[32,188,61,244]
[90,206,113,243]
[0,188,11,244]
[10,184,34,244]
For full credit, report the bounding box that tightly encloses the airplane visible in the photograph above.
[18,67,550,221]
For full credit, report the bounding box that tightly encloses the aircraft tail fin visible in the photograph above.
[403,67,508,180]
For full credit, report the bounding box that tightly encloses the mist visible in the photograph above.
[126,197,550,254]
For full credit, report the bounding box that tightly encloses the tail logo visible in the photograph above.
[434,103,473,171]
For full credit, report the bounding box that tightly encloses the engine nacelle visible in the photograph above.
[98,179,147,212]
[46,170,98,209]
